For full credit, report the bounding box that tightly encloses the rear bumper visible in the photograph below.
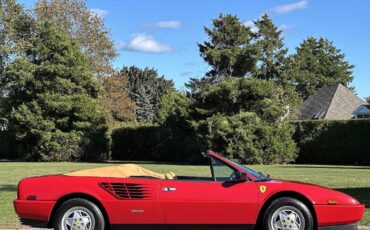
[318,224,358,230]
[314,204,365,226]
[13,199,55,227]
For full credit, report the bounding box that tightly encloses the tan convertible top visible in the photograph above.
[64,164,176,179]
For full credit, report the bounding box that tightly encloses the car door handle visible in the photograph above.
[162,187,176,192]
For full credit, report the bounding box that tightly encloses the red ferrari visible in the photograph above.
[14,151,365,230]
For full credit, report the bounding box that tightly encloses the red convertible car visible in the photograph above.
[14,151,364,230]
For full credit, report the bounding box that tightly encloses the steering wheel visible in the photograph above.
[229,171,238,181]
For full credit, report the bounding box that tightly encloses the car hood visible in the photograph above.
[261,179,361,206]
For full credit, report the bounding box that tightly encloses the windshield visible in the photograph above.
[227,160,268,180]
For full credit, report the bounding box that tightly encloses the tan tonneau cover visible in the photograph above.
[64,164,169,179]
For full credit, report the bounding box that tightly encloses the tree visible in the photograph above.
[290,37,354,99]
[254,14,288,85]
[185,77,212,99]
[1,21,109,161]
[365,96,370,104]
[196,112,297,164]
[34,0,117,78]
[0,0,34,87]
[156,92,194,125]
[191,78,298,164]
[120,66,175,123]
[155,91,202,163]
[102,73,135,123]
[0,0,34,58]
[196,78,299,122]
[198,14,258,81]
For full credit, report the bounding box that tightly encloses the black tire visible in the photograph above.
[263,197,314,230]
[54,198,105,230]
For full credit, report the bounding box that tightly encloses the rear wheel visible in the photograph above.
[54,198,105,230]
[263,197,313,230]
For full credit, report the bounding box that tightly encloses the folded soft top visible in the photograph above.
[64,164,175,179]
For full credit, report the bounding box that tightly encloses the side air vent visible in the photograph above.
[99,182,152,199]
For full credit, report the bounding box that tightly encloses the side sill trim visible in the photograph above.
[111,224,255,230]
[318,224,358,230]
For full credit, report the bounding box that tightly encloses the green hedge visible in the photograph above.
[112,120,370,165]
[0,131,15,159]
[293,120,370,165]
[111,124,204,164]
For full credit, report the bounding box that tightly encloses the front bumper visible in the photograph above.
[314,204,365,227]
[318,224,358,230]
[13,199,55,227]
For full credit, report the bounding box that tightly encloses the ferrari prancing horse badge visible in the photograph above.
[259,185,266,193]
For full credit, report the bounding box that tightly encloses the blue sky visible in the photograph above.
[19,0,370,99]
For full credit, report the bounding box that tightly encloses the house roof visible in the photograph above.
[300,84,366,120]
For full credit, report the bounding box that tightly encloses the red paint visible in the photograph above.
[13,151,365,228]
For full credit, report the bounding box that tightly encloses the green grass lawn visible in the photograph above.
[0,162,369,228]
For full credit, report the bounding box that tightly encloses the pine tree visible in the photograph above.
[254,14,288,85]
[1,21,108,161]
[198,14,258,81]
[120,66,174,123]
[134,85,154,123]
[290,37,354,99]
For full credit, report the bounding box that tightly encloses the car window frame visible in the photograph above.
[209,156,239,182]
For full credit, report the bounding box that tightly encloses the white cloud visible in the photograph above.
[279,24,296,32]
[143,21,182,29]
[90,8,108,18]
[119,34,173,53]
[273,0,308,14]
[243,20,258,32]
[278,24,297,35]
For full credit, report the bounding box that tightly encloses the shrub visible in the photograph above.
[195,112,297,164]
[293,120,370,165]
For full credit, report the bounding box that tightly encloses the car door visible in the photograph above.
[159,157,259,228]
[99,177,164,225]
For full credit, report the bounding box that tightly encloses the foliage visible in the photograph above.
[102,73,135,123]
[0,22,109,161]
[112,92,202,164]
[0,0,34,58]
[185,77,212,99]
[120,66,175,123]
[293,120,370,165]
[190,78,298,164]
[156,91,193,124]
[289,37,354,99]
[0,0,34,86]
[195,112,297,164]
[254,14,288,85]
[198,14,258,81]
[196,14,355,101]
[112,78,298,164]
[111,124,203,164]
[34,0,117,78]
[366,96,370,104]
[196,78,300,122]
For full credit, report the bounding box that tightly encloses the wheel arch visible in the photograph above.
[256,191,318,229]
[48,193,110,230]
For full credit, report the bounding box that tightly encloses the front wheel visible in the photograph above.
[54,198,105,230]
[263,197,314,230]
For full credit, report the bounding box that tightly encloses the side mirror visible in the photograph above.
[236,171,248,181]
